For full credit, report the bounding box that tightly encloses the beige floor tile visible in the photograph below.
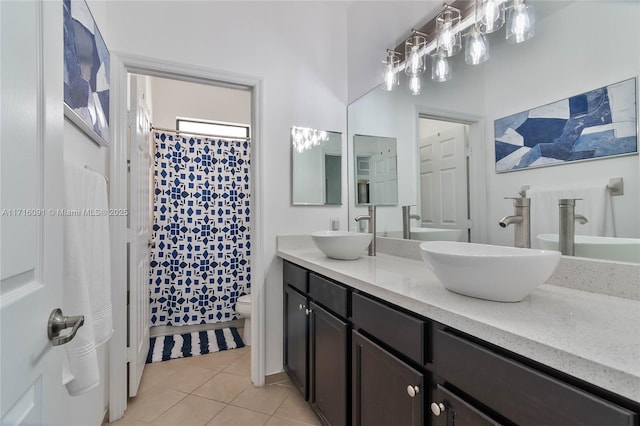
[166,365,219,394]
[148,395,226,426]
[192,372,252,403]
[230,384,290,415]
[206,405,270,426]
[265,416,317,426]
[125,387,188,423]
[138,360,181,394]
[273,390,320,426]
[107,415,148,426]
[184,348,248,371]
[223,352,251,377]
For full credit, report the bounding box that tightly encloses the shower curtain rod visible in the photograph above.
[150,125,251,141]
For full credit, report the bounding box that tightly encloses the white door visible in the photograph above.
[127,75,152,397]
[1,1,68,424]
[370,146,398,204]
[419,126,469,234]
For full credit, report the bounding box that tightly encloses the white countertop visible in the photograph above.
[277,236,640,403]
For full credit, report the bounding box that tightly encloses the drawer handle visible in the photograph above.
[430,402,446,417]
[406,385,420,398]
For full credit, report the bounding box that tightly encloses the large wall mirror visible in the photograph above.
[347,1,639,263]
[292,127,342,205]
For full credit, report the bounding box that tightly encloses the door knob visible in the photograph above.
[48,308,84,346]
[406,385,420,397]
[430,402,446,416]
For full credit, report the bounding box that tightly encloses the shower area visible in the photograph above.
[134,74,253,336]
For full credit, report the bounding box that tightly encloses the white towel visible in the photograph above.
[62,164,113,396]
[529,186,614,248]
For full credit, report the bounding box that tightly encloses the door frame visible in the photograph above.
[109,52,265,421]
[414,106,488,244]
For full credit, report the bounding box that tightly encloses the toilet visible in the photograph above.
[236,294,251,345]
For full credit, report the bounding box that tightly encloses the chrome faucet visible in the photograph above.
[499,197,531,248]
[402,205,420,240]
[558,198,589,256]
[354,205,376,256]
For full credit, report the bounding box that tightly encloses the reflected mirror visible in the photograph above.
[347,1,639,263]
[354,135,398,205]
[292,127,342,205]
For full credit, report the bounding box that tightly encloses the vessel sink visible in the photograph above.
[311,231,372,260]
[420,241,561,302]
[537,234,640,263]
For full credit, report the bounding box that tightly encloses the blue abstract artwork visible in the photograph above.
[63,0,110,146]
[495,78,637,173]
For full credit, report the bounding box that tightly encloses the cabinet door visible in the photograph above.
[309,302,349,426]
[431,385,502,426]
[284,285,309,399]
[352,331,424,426]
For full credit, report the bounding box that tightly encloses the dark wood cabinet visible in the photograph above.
[352,330,424,426]
[282,260,640,426]
[283,285,308,399]
[309,301,349,426]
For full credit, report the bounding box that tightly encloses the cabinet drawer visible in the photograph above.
[433,329,637,426]
[309,273,348,318]
[432,385,501,426]
[352,292,425,365]
[283,261,308,293]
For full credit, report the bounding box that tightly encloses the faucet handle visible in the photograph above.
[504,197,530,207]
[558,198,582,206]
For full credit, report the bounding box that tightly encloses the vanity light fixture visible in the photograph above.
[291,126,328,153]
[380,0,535,91]
[436,4,462,58]
[506,0,535,44]
[465,0,490,65]
[477,0,505,34]
[382,49,401,91]
[432,51,452,82]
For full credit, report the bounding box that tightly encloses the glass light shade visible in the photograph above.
[382,50,400,91]
[404,33,427,76]
[431,53,451,82]
[506,1,535,44]
[409,75,421,95]
[465,29,489,65]
[477,0,505,34]
[436,6,462,57]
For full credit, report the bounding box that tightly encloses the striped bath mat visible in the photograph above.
[146,327,244,363]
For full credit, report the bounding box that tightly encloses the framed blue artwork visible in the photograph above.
[494,78,637,173]
[63,0,110,146]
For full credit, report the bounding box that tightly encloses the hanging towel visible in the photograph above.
[62,164,113,395]
[528,185,613,248]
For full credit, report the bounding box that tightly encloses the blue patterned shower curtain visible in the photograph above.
[150,132,251,326]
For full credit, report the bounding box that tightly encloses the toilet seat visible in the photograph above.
[237,294,251,305]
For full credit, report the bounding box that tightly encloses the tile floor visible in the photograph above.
[108,346,320,426]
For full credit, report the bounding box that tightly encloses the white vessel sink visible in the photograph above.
[311,231,372,260]
[420,241,561,302]
[537,234,640,263]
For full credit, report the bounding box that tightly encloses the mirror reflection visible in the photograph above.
[354,135,398,205]
[291,127,342,206]
[347,1,639,263]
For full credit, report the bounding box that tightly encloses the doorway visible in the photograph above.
[109,54,264,421]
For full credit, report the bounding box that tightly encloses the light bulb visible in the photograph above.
[439,22,454,54]
[409,75,421,96]
[432,54,451,82]
[384,65,395,91]
[410,45,420,75]
[507,1,534,43]
[465,30,489,65]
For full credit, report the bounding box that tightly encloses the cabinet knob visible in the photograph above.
[406,385,420,398]
[430,402,446,417]
[305,308,312,315]
[298,304,304,310]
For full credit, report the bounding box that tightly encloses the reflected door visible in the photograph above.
[419,126,469,234]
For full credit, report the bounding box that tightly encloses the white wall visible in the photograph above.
[97,1,349,376]
[150,76,251,129]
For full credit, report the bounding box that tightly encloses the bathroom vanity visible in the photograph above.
[278,236,640,426]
